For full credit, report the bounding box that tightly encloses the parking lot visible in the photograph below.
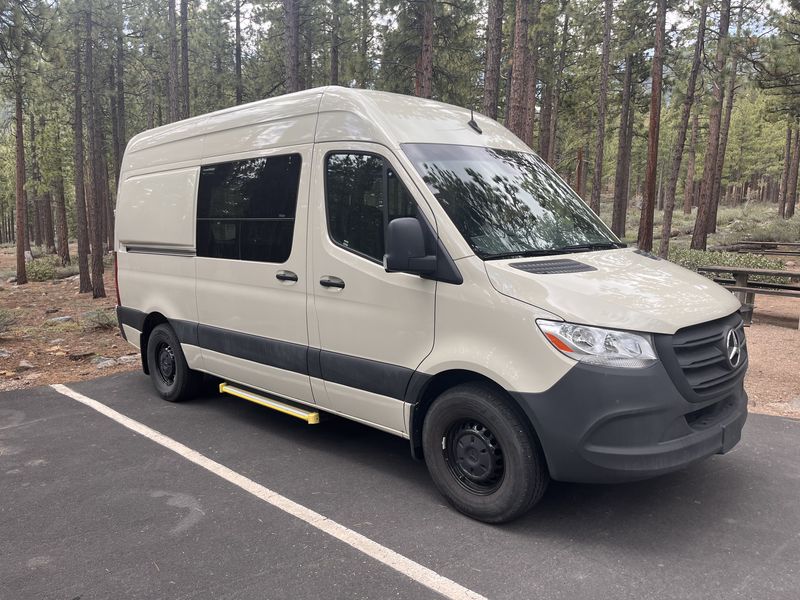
[2,371,799,600]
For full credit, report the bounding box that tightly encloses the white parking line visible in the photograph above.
[50,384,488,600]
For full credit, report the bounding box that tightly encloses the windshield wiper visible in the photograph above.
[552,242,626,254]
[483,249,562,261]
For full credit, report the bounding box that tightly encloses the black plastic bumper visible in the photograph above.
[512,361,748,484]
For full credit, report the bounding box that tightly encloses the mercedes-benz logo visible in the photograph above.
[725,328,743,368]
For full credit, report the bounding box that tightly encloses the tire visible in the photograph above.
[421,382,549,523]
[146,323,202,402]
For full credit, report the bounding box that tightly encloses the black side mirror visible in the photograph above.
[384,217,437,275]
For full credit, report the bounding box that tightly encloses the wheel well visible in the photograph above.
[409,370,537,460]
[139,312,169,374]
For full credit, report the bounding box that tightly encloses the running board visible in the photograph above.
[218,382,320,425]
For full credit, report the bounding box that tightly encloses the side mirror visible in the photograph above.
[384,217,437,275]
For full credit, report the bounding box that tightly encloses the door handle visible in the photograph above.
[319,276,345,289]
[276,270,298,283]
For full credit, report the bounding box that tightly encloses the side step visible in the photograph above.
[218,382,320,425]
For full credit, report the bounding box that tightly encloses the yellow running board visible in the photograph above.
[219,382,320,425]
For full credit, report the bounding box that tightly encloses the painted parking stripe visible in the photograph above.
[50,384,488,600]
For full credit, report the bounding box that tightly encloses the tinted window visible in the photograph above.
[325,153,417,262]
[197,154,301,263]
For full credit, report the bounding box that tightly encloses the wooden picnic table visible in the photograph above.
[697,265,800,327]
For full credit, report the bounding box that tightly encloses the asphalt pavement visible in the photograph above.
[1,371,798,600]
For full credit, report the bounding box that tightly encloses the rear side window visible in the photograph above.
[197,154,301,263]
[325,153,417,262]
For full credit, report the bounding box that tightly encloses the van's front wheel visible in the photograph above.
[421,383,548,523]
[146,324,201,402]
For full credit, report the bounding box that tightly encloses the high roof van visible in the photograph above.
[115,87,748,523]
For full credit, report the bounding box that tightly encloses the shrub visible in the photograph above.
[0,309,16,336]
[26,257,58,281]
[82,309,117,331]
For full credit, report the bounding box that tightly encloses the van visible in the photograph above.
[115,87,748,523]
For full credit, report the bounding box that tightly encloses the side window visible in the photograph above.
[325,153,418,262]
[197,154,301,263]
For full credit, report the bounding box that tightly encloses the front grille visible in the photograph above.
[669,313,747,400]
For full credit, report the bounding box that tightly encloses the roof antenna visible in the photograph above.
[468,109,483,134]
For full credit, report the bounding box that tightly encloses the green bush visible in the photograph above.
[26,257,58,281]
[0,309,16,336]
[668,248,786,283]
[82,309,117,331]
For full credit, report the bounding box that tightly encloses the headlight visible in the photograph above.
[537,320,657,369]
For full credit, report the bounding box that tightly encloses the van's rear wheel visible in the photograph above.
[422,383,548,523]
[146,324,201,402]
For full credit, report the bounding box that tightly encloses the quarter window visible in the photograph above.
[197,154,301,263]
[325,153,417,262]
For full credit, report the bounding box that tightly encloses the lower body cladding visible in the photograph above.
[513,361,748,484]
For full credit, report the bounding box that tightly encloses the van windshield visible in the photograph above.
[402,143,622,260]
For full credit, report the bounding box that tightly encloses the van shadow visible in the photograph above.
[185,379,756,553]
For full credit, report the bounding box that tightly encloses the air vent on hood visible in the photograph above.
[511,259,597,274]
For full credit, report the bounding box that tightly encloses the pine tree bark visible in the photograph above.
[14,82,28,285]
[659,0,707,257]
[84,6,106,298]
[611,54,634,238]
[168,0,180,122]
[778,123,792,217]
[683,113,699,215]
[786,127,800,219]
[637,0,666,252]
[574,146,584,198]
[115,0,126,175]
[589,0,612,214]
[546,8,569,165]
[483,0,504,119]
[691,0,731,250]
[73,12,91,294]
[507,0,530,138]
[522,0,541,147]
[330,0,340,85]
[54,126,70,266]
[284,0,299,93]
[415,0,434,98]
[180,0,190,118]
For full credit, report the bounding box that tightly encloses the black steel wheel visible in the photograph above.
[146,323,201,402]
[422,382,549,523]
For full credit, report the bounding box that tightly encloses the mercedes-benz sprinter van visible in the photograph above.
[115,87,748,523]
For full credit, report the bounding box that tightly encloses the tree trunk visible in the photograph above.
[73,13,92,294]
[284,0,299,93]
[778,123,792,217]
[683,113,699,215]
[786,127,800,219]
[180,0,190,118]
[482,0,504,119]
[611,54,634,238]
[691,0,731,250]
[415,0,434,98]
[637,0,666,252]
[547,8,569,165]
[54,127,70,266]
[14,83,28,285]
[168,0,180,122]
[659,0,707,257]
[29,113,44,250]
[522,0,541,147]
[507,0,530,138]
[357,0,369,88]
[330,0,340,85]
[85,6,106,298]
[115,0,126,177]
[574,146,584,198]
[589,0,612,214]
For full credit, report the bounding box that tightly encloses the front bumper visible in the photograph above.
[512,360,748,484]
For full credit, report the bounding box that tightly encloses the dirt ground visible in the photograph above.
[1,247,798,418]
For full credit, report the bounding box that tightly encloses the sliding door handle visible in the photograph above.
[276,270,298,283]
[319,276,345,289]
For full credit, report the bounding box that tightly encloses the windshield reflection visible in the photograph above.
[402,144,620,259]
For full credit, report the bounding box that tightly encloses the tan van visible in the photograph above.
[115,87,748,523]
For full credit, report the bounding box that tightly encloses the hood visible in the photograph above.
[484,248,741,335]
